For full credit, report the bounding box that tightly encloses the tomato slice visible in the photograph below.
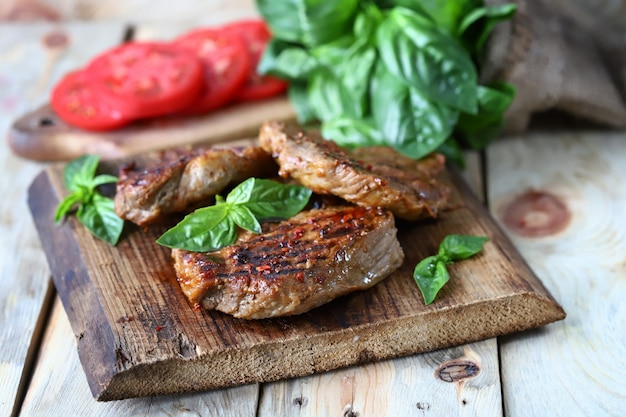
[221,19,288,101]
[51,70,132,131]
[173,28,251,114]
[86,42,205,119]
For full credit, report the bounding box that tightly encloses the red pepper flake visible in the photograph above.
[293,227,304,239]
[295,272,305,282]
[256,265,271,273]
[155,325,163,332]
[193,303,201,311]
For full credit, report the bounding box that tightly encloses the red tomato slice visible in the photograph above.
[221,19,288,101]
[51,70,132,131]
[174,28,251,114]
[86,42,205,119]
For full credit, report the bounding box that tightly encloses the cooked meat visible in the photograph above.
[258,121,451,221]
[172,205,404,319]
[114,146,276,226]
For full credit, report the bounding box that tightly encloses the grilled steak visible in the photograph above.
[115,146,276,226]
[172,205,404,319]
[258,121,451,220]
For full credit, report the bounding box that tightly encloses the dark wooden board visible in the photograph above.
[27,154,565,401]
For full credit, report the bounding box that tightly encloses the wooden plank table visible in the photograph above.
[1,3,625,416]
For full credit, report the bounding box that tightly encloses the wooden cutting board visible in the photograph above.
[8,97,296,161]
[27,147,565,401]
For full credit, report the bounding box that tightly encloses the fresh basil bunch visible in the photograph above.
[257,0,516,162]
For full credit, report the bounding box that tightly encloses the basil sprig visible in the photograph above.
[414,234,488,304]
[55,155,124,246]
[256,0,516,161]
[157,178,312,252]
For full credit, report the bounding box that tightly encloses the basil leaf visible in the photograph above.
[257,0,360,48]
[225,177,256,204]
[456,82,515,149]
[156,204,237,252]
[258,39,318,82]
[377,7,477,113]
[54,191,85,223]
[414,234,488,304]
[56,154,123,246]
[308,68,348,121]
[158,178,311,252]
[438,234,489,262]
[64,154,100,191]
[229,205,261,234]
[321,117,383,148]
[288,83,317,124]
[76,193,124,246]
[413,255,450,305]
[90,174,119,188]
[243,179,312,219]
[458,3,517,54]
[371,61,458,159]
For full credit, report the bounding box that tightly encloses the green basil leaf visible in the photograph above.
[229,205,262,234]
[371,61,457,159]
[258,39,318,82]
[377,7,477,113]
[54,192,84,223]
[412,0,482,34]
[308,68,348,121]
[456,82,515,149]
[321,117,383,148]
[413,255,450,305]
[156,204,237,252]
[438,234,489,262]
[90,174,119,188]
[76,193,124,246]
[288,83,317,124]
[458,3,517,53]
[243,179,312,219]
[257,0,360,48]
[225,177,256,204]
[64,154,100,191]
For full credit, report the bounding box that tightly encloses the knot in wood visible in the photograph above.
[501,190,570,237]
[436,359,480,383]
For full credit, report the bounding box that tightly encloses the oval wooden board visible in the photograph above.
[8,98,296,161]
[27,149,564,401]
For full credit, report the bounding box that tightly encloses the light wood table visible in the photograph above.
[1,3,625,416]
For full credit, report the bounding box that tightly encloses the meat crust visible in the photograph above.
[172,205,404,319]
[258,121,451,220]
[114,146,276,226]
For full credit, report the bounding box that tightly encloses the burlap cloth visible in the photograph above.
[482,0,626,132]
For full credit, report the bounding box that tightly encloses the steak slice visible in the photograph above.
[114,146,276,226]
[259,121,451,221]
[172,205,404,319]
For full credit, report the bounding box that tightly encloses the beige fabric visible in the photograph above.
[482,0,626,132]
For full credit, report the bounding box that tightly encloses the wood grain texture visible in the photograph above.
[487,131,626,416]
[27,154,564,401]
[0,23,126,417]
[20,297,260,417]
[258,340,503,417]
